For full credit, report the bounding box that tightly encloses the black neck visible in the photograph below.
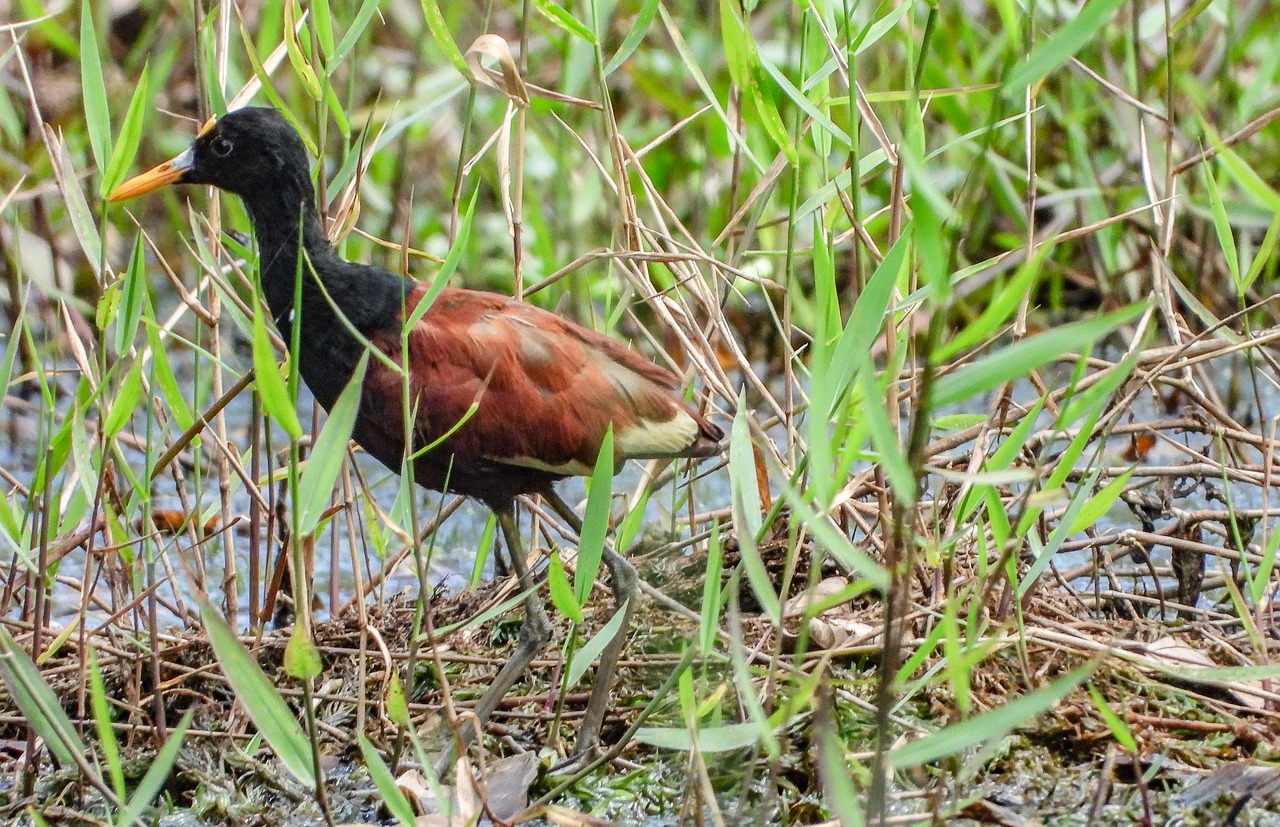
[240,171,332,326]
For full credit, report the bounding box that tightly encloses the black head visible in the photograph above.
[109,107,312,203]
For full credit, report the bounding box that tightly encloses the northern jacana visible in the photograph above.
[109,107,723,759]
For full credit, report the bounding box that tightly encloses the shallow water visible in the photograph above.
[1,329,1272,626]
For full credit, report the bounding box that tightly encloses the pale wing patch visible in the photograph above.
[616,411,699,459]
[491,455,595,476]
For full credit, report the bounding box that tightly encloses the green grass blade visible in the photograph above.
[201,604,317,787]
[547,550,584,623]
[331,0,383,67]
[311,0,335,60]
[297,351,368,535]
[729,397,778,623]
[604,0,659,74]
[635,721,762,752]
[113,233,147,356]
[1002,0,1128,93]
[0,626,87,767]
[699,520,723,654]
[890,665,1093,768]
[252,306,303,440]
[420,0,470,76]
[88,648,125,801]
[358,736,416,826]
[575,427,613,605]
[567,599,629,686]
[101,62,151,198]
[533,0,597,43]
[80,0,110,173]
[932,304,1147,409]
[118,710,193,826]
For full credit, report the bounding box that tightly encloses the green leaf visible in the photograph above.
[296,351,368,534]
[567,600,629,686]
[861,370,914,505]
[420,0,470,76]
[113,233,147,356]
[729,397,778,624]
[0,626,87,767]
[719,0,795,165]
[311,0,335,59]
[252,306,303,440]
[201,604,316,786]
[613,487,650,552]
[890,665,1093,768]
[699,521,723,654]
[88,649,125,800]
[118,710,193,827]
[575,427,613,606]
[80,0,110,173]
[284,625,323,680]
[635,721,762,752]
[1241,212,1280,293]
[386,673,409,726]
[1202,161,1241,289]
[1088,685,1136,751]
[934,241,1051,362]
[1067,468,1133,535]
[406,188,478,332]
[604,0,659,74]
[532,0,597,43]
[820,225,911,420]
[932,304,1147,409]
[146,325,194,433]
[359,736,416,826]
[780,485,890,591]
[547,550,583,623]
[1002,0,1129,94]
[101,62,151,198]
[284,0,323,99]
[103,361,143,437]
[331,0,383,68]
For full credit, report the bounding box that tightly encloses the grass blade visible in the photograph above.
[201,605,316,786]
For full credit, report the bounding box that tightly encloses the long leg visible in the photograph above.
[437,502,550,773]
[544,491,638,757]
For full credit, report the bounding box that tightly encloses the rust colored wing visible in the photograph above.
[356,284,721,505]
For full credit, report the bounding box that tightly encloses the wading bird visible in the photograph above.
[108,107,722,759]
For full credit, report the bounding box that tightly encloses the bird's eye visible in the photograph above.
[210,137,233,157]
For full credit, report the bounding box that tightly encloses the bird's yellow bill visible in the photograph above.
[107,147,195,202]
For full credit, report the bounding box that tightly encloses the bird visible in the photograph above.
[108,106,723,761]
